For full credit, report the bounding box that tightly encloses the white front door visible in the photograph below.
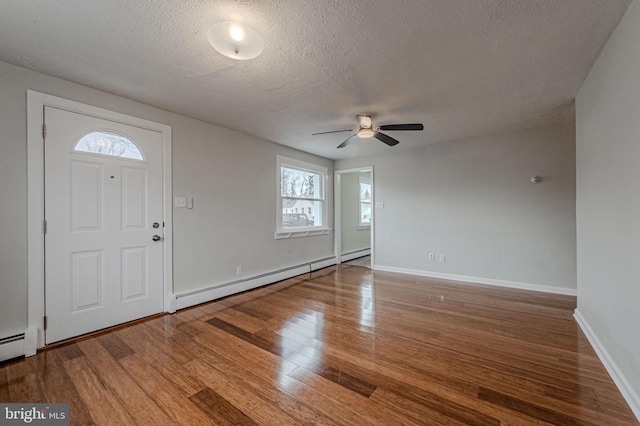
[44,106,165,344]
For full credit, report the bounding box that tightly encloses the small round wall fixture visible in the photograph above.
[207,21,264,60]
[531,175,543,183]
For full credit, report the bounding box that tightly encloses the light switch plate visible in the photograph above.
[174,197,186,208]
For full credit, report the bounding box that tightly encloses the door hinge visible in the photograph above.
[42,124,46,139]
[43,316,48,330]
[43,220,47,234]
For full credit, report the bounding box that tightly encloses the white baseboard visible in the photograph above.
[0,334,25,362]
[372,265,577,296]
[340,249,371,263]
[176,257,337,310]
[574,309,640,421]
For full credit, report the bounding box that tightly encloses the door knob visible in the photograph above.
[152,235,162,242]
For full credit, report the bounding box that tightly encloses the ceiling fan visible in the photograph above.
[312,114,424,148]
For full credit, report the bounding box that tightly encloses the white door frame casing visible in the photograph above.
[334,166,374,265]
[26,90,174,353]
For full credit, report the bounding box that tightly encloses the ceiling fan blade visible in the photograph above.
[337,134,358,148]
[378,123,424,131]
[312,129,354,136]
[374,132,399,146]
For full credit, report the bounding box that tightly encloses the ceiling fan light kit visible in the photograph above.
[313,114,424,149]
[207,21,264,60]
[357,128,375,139]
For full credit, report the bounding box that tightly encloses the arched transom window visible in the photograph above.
[74,131,144,160]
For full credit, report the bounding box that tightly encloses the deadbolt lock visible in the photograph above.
[153,222,160,228]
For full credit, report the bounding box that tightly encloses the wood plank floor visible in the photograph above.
[2,265,637,425]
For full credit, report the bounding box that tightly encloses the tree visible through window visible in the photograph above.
[74,131,143,160]
[277,156,327,232]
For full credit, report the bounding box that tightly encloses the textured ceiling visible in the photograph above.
[0,0,630,159]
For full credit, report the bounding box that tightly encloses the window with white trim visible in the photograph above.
[359,176,371,228]
[276,155,328,238]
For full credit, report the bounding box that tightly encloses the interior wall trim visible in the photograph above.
[175,257,337,310]
[574,309,640,421]
[372,265,577,296]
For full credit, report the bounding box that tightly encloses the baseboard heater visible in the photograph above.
[0,333,26,363]
[175,256,336,310]
[340,248,371,263]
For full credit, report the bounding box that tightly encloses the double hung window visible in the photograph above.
[276,155,328,238]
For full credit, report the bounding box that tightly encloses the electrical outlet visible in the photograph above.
[236,266,242,276]
[438,255,446,263]
[428,253,435,261]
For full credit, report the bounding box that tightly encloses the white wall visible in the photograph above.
[340,172,371,254]
[0,64,29,338]
[171,112,333,294]
[575,0,640,415]
[336,123,576,292]
[0,60,333,340]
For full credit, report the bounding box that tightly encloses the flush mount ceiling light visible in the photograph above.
[207,21,263,60]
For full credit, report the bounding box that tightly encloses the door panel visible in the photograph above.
[121,246,147,300]
[44,106,164,344]
[121,167,147,229]
[71,160,103,231]
[71,250,104,312]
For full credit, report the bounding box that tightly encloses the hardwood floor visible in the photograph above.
[2,265,637,425]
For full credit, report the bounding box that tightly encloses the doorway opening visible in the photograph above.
[335,167,374,268]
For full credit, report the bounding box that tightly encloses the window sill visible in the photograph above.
[275,228,332,240]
